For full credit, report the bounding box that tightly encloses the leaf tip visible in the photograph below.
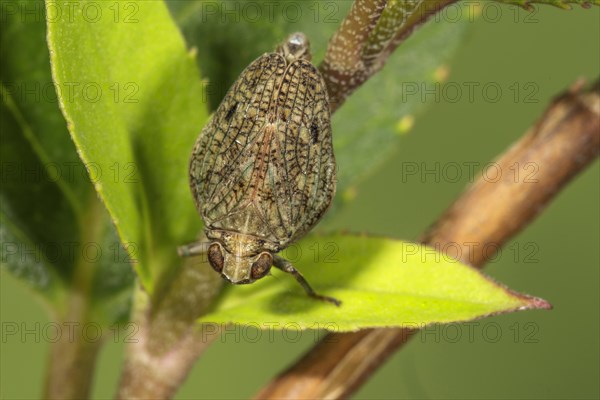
[519,295,552,311]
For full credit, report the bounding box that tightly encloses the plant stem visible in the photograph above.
[44,313,103,399]
[254,80,600,399]
[320,0,457,112]
[115,257,222,399]
[44,196,107,399]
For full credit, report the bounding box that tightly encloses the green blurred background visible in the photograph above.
[1,3,598,399]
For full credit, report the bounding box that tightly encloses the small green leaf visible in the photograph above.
[45,0,209,293]
[200,234,550,331]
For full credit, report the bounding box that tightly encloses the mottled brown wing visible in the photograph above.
[189,53,285,230]
[268,59,336,245]
[189,53,335,248]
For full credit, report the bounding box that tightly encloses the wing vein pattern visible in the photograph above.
[190,53,335,249]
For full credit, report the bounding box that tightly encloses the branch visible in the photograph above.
[115,257,222,399]
[320,0,457,112]
[254,80,600,399]
[44,318,102,399]
[44,199,108,399]
[421,78,600,265]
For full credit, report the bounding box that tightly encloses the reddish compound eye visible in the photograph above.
[207,243,224,273]
[251,253,273,280]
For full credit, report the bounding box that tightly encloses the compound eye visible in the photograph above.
[251,253,273,280]
[207,243,224,273]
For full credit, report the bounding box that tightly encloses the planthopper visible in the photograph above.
[178,33,339,306]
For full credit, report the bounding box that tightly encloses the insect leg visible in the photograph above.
[272,255,341,306]
[177,241,211,257]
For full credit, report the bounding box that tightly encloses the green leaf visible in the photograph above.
[45,0,209,293]
[1,0,134,325]
[1,89,70,304]
[200,234,550,331]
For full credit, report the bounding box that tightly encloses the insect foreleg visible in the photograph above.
[272,255,341,306]
[177,240,211,257]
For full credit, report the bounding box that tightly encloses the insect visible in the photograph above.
[178,33,340,306]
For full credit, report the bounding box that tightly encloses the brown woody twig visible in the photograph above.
[254,80,600,399]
